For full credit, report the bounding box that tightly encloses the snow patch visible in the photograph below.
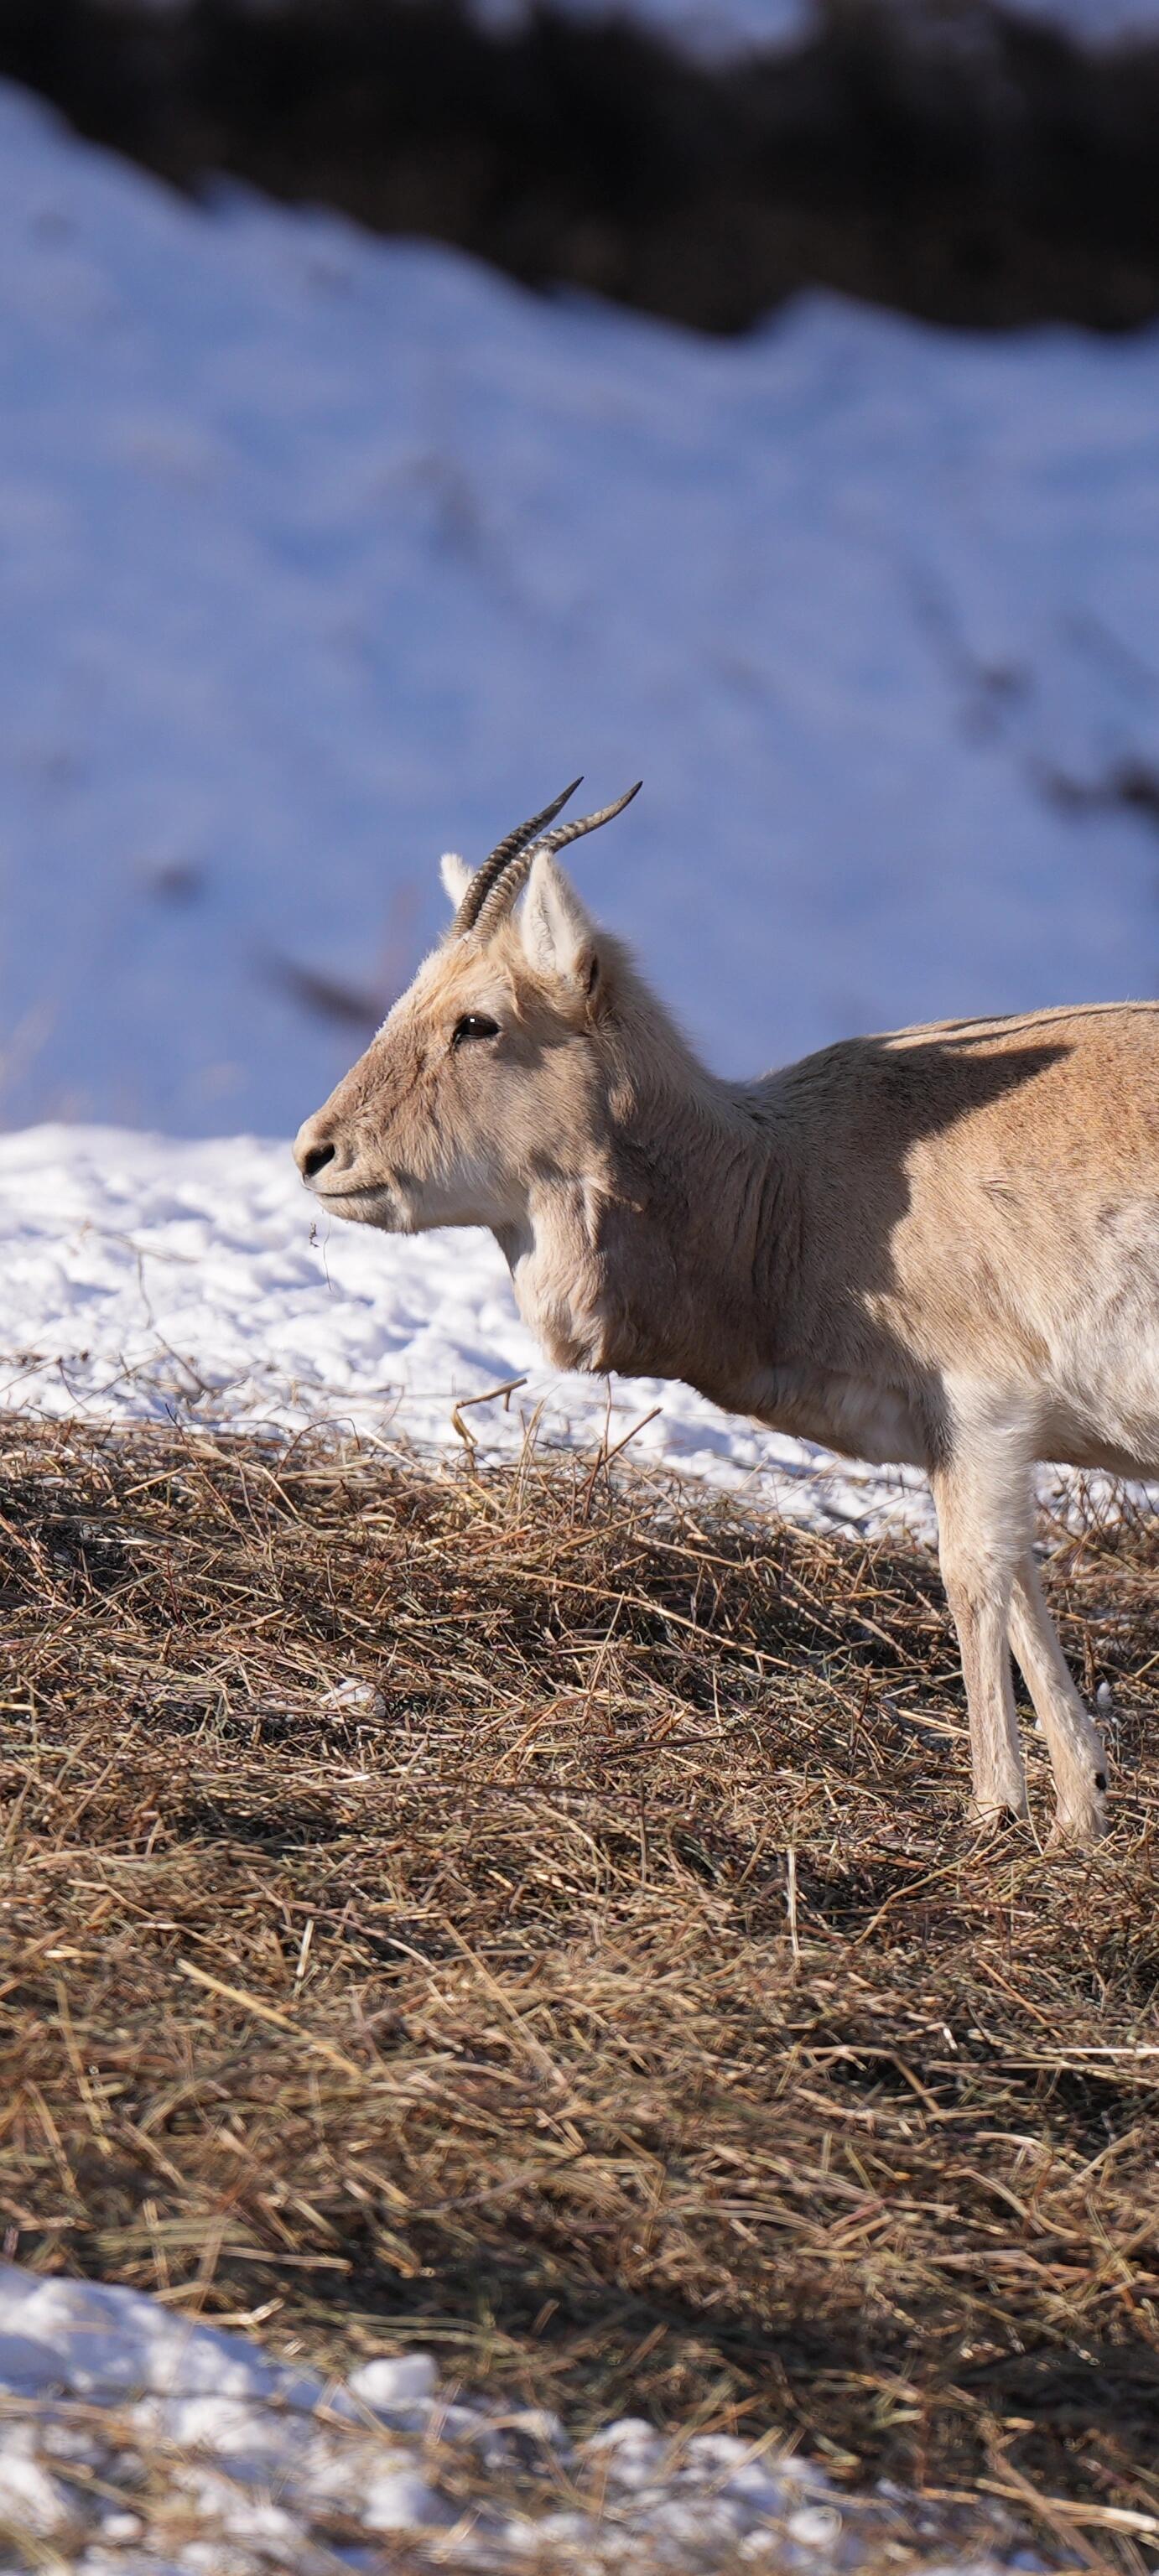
[3,1123,1146,1540]
[0,2262,1027,2573]
[1,81,1156,1143]
[0,1122,933,1533]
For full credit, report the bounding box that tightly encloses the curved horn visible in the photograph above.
[452,780,583,937]
[472,782,642,938]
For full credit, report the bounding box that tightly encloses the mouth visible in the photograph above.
[311,1182,378,1202]
[308,1179,398,1223]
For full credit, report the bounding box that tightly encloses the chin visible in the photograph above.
[314,1184,403,1230]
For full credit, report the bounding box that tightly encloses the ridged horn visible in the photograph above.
[471,782,642,939]
[452,781,583,937]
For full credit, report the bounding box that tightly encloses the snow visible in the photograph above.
[0,88,1146,2563]
[2,80,1158,1150]
[0,2262,1023,2572]
[3,1119,1147,1540]
[128,0,1159,55]
[0,80,1146,2570]
[503,0,1159,56]
[1000,0,1159,36]
[0,1122,933,1532]
[5,74,1159,1527]
[472,0,814,60]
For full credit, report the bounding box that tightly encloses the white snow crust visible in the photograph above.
[997,0,1159,38]
[2,81,1158,1145]
[3,1123,1147,1544]
[529,0,1159,59]
[472,0,813,60]
[0,1122,934,1533]
[129,0,1159,60]
[0,75,1151,2570]
[0,2260,1029,2572]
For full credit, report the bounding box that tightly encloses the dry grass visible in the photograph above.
[1,1417,1157,2567]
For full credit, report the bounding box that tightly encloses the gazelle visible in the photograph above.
[295,782,1159,1843]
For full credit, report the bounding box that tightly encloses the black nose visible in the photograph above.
[302,1140,335,1181]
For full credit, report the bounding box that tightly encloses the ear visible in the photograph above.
[439,850,472,908]
[520,851,600,998]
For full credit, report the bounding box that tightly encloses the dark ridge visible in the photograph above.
[4,0,1159,332]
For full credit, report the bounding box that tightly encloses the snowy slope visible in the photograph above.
[2,81,1158,1142]
[534,0,1159,54]
[0,1124,933,1530]
[476,0,813,58]
[4,1122,1147,1541]
[130,0,1159,56]
[999,0,1159,34]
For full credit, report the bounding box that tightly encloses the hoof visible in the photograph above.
[966,1796,1030,1837]
[1048,1793,1109,1849]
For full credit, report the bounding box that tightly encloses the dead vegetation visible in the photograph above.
[0,1417,1156,2566]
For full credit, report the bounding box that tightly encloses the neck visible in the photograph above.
[497,963,797,1409]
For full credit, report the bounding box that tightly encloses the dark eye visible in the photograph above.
[452,1013,500,1046]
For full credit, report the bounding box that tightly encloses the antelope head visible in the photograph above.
[293,782,642,1238]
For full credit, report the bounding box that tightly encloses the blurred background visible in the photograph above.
[1,0,1158,1135]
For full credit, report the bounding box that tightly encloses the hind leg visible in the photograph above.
[932,1423,1031,1826]
[1008,1554,1108,1843]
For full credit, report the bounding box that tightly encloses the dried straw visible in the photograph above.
[0,1419,1156,2568]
